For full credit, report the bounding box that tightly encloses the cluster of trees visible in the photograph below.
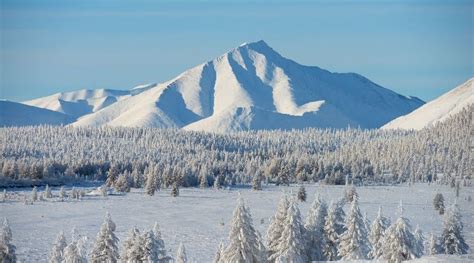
[0,106,472,189]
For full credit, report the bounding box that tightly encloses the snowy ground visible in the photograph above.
[1,183,473,262]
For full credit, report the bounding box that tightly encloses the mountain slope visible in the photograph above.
[71,40,423,131]
[382,78,473,130]
[23,84,156,119]
[0,100,73,127]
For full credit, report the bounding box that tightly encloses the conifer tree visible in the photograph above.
[266,193,289,260]
[304,194,327,261]
[213,242,224,263]
[213,175,222,190]
[44,184,53,198]
[176,242,187,263]
[433,193,445,215]
[297,185,306,202]
[114,174,130,193]
[90,212,119,262]
[220,195,266,262]
[49,231,67,263]
[252,173,262,191]
[142,230,159,262]
[59,186,66,201]
[171,181,180,197]
[0,218,16,263]
[323,202,340,261]
[413,225,425,258]
[440,202,469,254]
[199,172,209,189]
[275,198,308,262]
[428,233,439,255]
[145,170,157,196]
[121,227,143,262]
[32,186,38,202]
[152,222,168,261]
[368,206,390,259]
[63,241,82,263]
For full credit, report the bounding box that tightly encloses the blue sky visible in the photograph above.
[1,0,472,102]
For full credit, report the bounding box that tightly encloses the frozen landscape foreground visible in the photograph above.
[2,183,473,262]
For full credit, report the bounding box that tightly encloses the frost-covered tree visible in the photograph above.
[49,231,67,263]
[344,184,358,203]
[440,202,469,254]
[0,218,16,263]
[59,186,66,201]
[152,222,168,261]
[1,189,6,202]
[90,212,119,262]
[334,199,346,236]
[145,170,157,196]
[266,193,289,260]
[297,185,306,202]
[114,173,130,193]
[433,193,445,215]
[275,198,308,262]
[44,184,53,198]
[323,202,341,261]
[338,195,370,260]
[175,242,187,263]
[252,172,262,191]
[304,194,327,261]
[32,186,38,201]
[428,233,440,255]
[220,195,266,262]
[121,227,143,262]
[141,230,160,262]
[368,206,390,259]
[413,225,424,258]
[381,201,417,262]
[213,242,224,263]
[199,172,209,189]
[63,241,82,263]
[213,175,222,190]
[106,164,120,187]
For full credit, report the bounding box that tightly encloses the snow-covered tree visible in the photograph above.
[213,175,222,190]
[266,193,289,260]
[338,195,370,260]
[334,199,346,235]
[368,206,390,259]
[297,185,306,202]
[440,202,469,254]
[63,241,82,263]
[145,170,157,196]
[32,186,38,201]
[344,184,358,203]
[106,164,120,187]
[381,201,417,262]
[142,230,159,262]
[175,242,187,263]
[220,195,266,262]
[90,212,119,262]
[413,225,425,258]
[323,202,341,261]
[213,242,224,263]
[44,184,53,198]
[252,172,262,191]
[114,173,130,193]
[199,172,209,189]
[152,222,168,261]
[304,194,327,261]
[433,193,445,215]
[0,218,16,263]
[59,186,66,201]
[49,231,67,263]
[275,198,308,262]
[121,227,143,262]
[428,233,440,255]
[171,181,179,197]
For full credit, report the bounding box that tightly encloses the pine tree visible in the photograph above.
[297,185,306,202]
[199,172,209,189]
[428,233,439,255]
[338,195,370,260]
[220,195,266,262]
[266,193,289,261]
[114,173,130,193]
[49,231,67,263]
[171,181,180,197]
[59,186,66,201]
[106,164,119,187]
[32,186,38,202]
[433,193,445,215]
[252,172,262,191]
[142,230,159,262]
[121,227,143,262]
[44,184,53,198]
[63,241,82,263]
[323,202,340,261]
[275,198,308,262]
[368,206,390,259]
[413,225,424,258]
[213,242,224,263]
[334,199,346,236]
[90,212,119,262]
[304,194,327,261]
[213,175,222,190]
[440,202,469,254]
[176,242,187,263]
[0,218,16,263]
[381,201,417,262]
[145,170,157,196]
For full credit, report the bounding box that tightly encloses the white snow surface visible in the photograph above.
[2,183,473,262]
[0,100,73,127]
[382,78,473,130]
[72,40,423,131]
[23,84,156,119]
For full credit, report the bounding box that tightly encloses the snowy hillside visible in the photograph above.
[0,100,73,127]
[382,78,473,130]
[73,41,423,131]
[23,84,156,119]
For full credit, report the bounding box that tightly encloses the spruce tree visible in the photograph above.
[0,218,16,263]
[220,195,266,262]
[44,184,53,198]
[114,174,130,193]
[338,195,370,260]
[59,186,66,201]
[121,227,143,262]
[252,172,262,191]
[428,233,440,255]
[368,206,390,259]
[266,193,289,261]
[275,198,308,262]
[152,222,168,261]
[49,231,67,263]
[90,212,119,262]
[304,194,327,261]
[171,181,180,197]
[213,242,224,263]
[297,185,306,202]
[176,242,187,263]
[142,230,159,262]
[63,241,82,263]
[32,186,38,202]
[440,202,469,254]
[433,193,445,215]
[323,202,340,261]
[145,171,157,196]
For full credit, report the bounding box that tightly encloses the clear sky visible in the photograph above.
[1,0,472,102]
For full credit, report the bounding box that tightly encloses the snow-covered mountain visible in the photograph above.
[382,78,473,130]
[23,84,157,119]
[72,40,423,131]
[0,100,73,127]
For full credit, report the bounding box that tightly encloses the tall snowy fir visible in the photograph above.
[63,241,82,263]
[440,202,469,254]
[304,194,327,261]
[90,212,120,262]
[275,198,308,262]
[266,193,289,261]
[381,201,417,262]
[0,218,16,263]
[121,227,143,262]
[413,225,425,258]
[428,233,440,255]
[323,201,341,261]
[368,206,390,259]
[220,195,266,263]
[338,195,370,260]
[175,242,187,263]
[153,222,168,261]
[49,231,67,263]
